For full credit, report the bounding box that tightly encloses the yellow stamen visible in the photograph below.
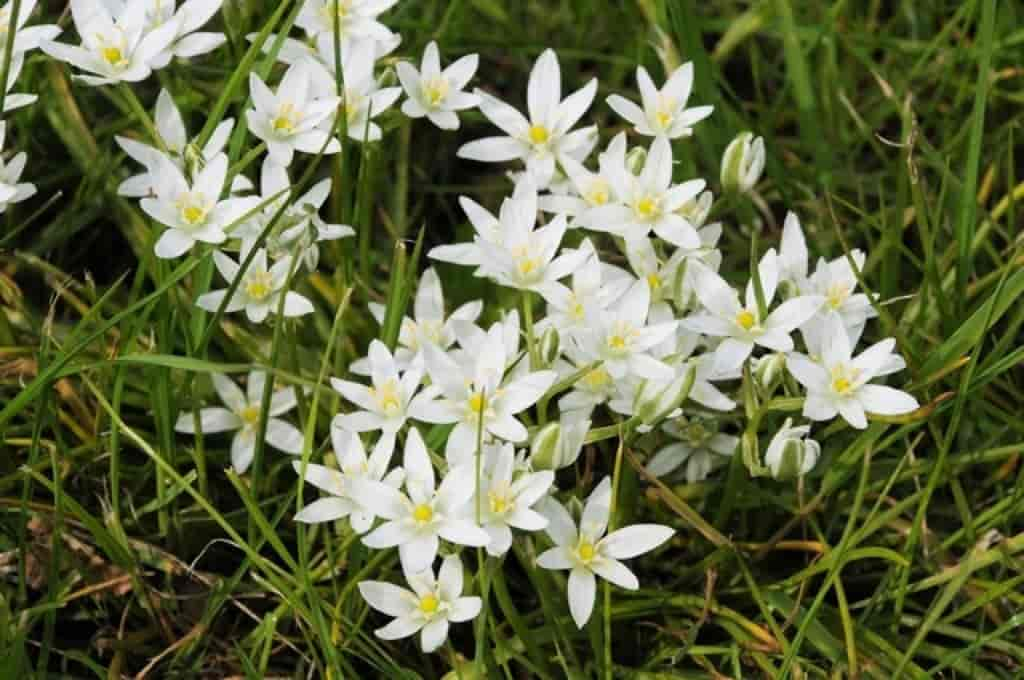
[635,195,659,219]
[655,110,673,128]
[735,309,756,331]
[646,273,661,290]
[418,593,439,614]
[422,76,450,107]
[468,393,485,414]
[528,125,550,145]
[240,405,260,426]
[577,540,596,563]
[413,504,433,523]
[371,380,402,415]
[101,46,124,66]
[488,490,512,515]
[581,367,611,389]
[245,272,274,301]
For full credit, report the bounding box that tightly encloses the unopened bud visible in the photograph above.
[625,146,647,175]
[539,327,560,367]
[529,417,589,470]
[720,132,765,194]
[633,365,695,426]
[764,418,820,480]
[676,190,713,228]
[753,352,786,395]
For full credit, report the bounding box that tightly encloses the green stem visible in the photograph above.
[522,291,539,370]
[119,84,166,152]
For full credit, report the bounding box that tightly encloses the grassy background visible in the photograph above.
[2,0,1024,677]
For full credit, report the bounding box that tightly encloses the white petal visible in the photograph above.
[568,567,596,629]
[600,524,674,559]
[590,558,639,590]
[359,581,417,618]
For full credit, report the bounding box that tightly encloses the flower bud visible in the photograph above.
[633,365,695,427]
[676,190,713,228]
[753,352,786,395]
[764,418,820,481]
[625,145,647,175]
[530,417,589,470]
[538,326,560,367]
[720,132,765,194]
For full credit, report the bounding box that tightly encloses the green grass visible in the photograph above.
[2,0,1024,678]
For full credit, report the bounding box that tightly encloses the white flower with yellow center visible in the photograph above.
[607,62,713,139]
[473,443,553,556]
[247,59,342,166]
[572,278,678,382]
[196,248,315,323]
[538,134,628,219]
[331,340,436,435]
[646,417,738,482]
[336,37,402,142]
[581,134,706,249]
[414,319,557,466]
[40,0,181,86]
[682,250,824,373]
[349,428,491,573]
[174,371,303,473]
[787,313,918,430]
[539,239,632,337]
[397,40,480,130]
[537,477,674,628]
[141,152,258,259]
[458,48,598,189]
[801,248,877,346]
[296,0,397,44]
[293,428,404,533]
[134,0,226,69]
[358,554,482,653]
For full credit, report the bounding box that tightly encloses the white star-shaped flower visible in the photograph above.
[397,40,480,130]
[607,62,713,139]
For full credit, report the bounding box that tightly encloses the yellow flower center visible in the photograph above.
[686,423,709,446]
[635,195,660,220]
[371,379,402,415]
[655,110,673,128]
[413,504,434,523]
[608,334,627,350]
[586,180,610,206]
[735,309,757,331]
[182,204,206,225]
[273,103,300,134]
[418,593,439,615]
[240,405,260,426]
[830,364,861,395]
[826,282,850,309]
[646,273,661,290]
[467,392,486,414]
[422,76,450,107]
[576,540,596,564]
[101,46,124,66]
[245,272,274,301]
[488,489,513,516]
[581,367,611,389]
[528,125,550,145]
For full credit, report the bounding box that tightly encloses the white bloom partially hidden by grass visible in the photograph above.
[682,251,824,373]
[764,418,820,480]
[141,153,258,259]
[338,37,403,142]
[136,0,227,68]
[397,41,480,130]
[416,319,557,465]
[458,48,597,189]
[475,443,553,556]
[293,428,404,533]
[647,417,738,482]
[296,0,398,44]
[0,122,36,214]
[174,371,303,473]
[247,59,342,166]
[787,313,918,429]
[581,134,706,249]
[350,427,491,573]
[537,478,674,628]
[607,62,713,139]
[116,88,246,198]
[358,554,481,653]
[40,1,181,86]
[331,340,432,435]
[196,248,315,323]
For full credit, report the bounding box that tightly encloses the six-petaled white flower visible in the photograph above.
[607,62,713,139]
[196,247,315,322]
[397,40,480,130]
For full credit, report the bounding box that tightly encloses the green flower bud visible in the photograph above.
[539,326,560,367]
[720,131,765,194]
[633,365,696,427]
[625,145,647,175]
[753,352,787,395]
[675,189,713,228]
[764,418,820,481]
[530,418,589,470]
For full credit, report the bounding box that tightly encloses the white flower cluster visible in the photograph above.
[15,0,922,656]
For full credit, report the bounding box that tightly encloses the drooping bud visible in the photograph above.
[633,364,695,427]
[720,132,765,194]
[764,418,820,481]
[625,145,647,175]
[530,417,590,470]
